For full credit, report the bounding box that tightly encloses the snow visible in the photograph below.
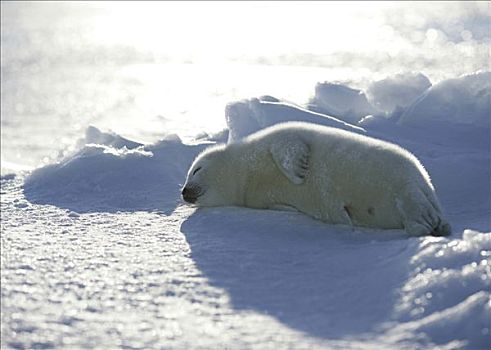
[226,96,365,143]
[3,1,490,347]
[303,72,491,132]
[23,128,203,213]
[398,71,491,127]
[2,68,490,349]
[308,82,381,124]
[366,72,432,115]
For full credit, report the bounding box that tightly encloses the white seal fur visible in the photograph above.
[182,122,451,236]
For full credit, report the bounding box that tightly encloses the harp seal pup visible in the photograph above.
[182,122,451,236]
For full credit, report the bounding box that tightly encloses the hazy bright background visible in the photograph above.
[1,1,490,170]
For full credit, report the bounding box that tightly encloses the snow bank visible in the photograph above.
[366,73,432,115]
[308,82,381,123]
[402,231,490,317]
[391,230,491,348]
[24,127,203,213]
[225,96,365,143]
[398,71,491,127]
[301,72,489,131]
[82,125,144,149]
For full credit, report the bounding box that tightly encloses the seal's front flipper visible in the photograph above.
[269,204,299,212]
[341,204,354,226]
[270,137,310,185]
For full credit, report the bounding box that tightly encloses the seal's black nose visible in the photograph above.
[181,187,197,203]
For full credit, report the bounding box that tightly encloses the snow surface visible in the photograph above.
[226,96,365,143]
[2,71,491,349]
[398,72,491,128]
[366,72,432,116]
[308,83,381,124]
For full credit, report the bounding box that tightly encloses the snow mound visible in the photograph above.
[225,96,365,143]
[83,125,143,149]
[308,82,381,124]
[392,230,491,348]
[398,72,491,127]
[305,72,489,130]
[367,73,432,115]
[393,291,490,350]
[24,127,203,213]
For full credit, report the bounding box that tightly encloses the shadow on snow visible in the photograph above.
[181,207,419,339]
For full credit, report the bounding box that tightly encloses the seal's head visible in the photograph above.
[181,145,236,207]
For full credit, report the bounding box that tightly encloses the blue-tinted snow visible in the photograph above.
[3,1,491,347]
[398,72,491,127]
[366,72,432,115]
[4,71,489,349]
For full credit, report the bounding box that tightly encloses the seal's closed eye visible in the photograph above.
[192,167,202,176]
